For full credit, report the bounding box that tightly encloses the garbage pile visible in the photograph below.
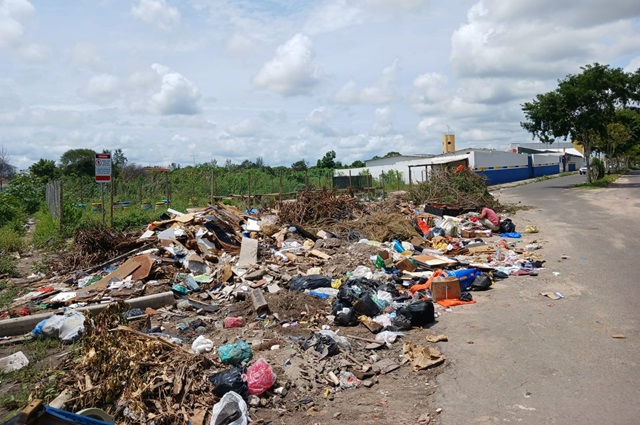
[0,195,548,424]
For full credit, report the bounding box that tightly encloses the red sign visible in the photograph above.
[95,153,112,183]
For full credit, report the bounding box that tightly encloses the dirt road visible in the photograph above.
[434,172,640,425]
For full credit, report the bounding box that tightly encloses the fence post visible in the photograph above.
[100,183,106,226]
[247,171,251,208]
[210,169,214,204]
[279,171,283,202]
[110,181,114,228]
[58,181,63,232]
[381,171,385,199]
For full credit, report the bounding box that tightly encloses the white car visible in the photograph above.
[579,166,588,175]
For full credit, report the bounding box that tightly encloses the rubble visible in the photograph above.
[0,194,548,424]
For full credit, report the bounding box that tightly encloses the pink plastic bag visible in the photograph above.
[245,358,276,395]
[224,316,244,328]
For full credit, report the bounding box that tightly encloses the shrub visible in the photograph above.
[591,158,606,180]
[0,227,25,253]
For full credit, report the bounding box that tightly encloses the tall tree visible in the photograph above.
[29,158,59,182]
[521,63,634,183]
[316,150,337,168]
[0,145,17,188]
[59,148,96,177]
[291,159,308,171]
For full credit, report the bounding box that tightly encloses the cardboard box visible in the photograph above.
[430,276,461,302]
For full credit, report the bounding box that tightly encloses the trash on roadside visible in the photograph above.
[210,391,249,425]
[245,358,277,395]
[403,341,445,371]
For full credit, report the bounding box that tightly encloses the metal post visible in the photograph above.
[279,171,283,202]
[58,180,63,233]
[100,183,105,226]
[110,181,114,228]
[396,170,400,190]
[210,169,214,204]
[305,169,309,189]
[348,170,352,188]
[247,171,251,208]
[381,171,385,199]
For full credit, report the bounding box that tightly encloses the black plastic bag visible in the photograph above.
[397,300,434,327]
[352,293,381,317]
[391,313,413,331]
[499,219,516,234]
[334,307,359,326]
[460,292,473,302]
[331,298,352,314]
[289,274,331,291]
[303,333,339,357]
[208,367,247,397]
[492,270,509,280]
[470,273,493,291]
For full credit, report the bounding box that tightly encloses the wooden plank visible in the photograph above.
[411,254,457,267]
[309,249,331,260]
[77,257,141,294]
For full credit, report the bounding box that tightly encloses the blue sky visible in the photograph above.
[1,0,639,171]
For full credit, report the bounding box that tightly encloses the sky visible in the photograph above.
[1,0,639,172]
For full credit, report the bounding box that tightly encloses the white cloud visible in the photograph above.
[303,1,364,35]
[71,42,104,71]
[0,0,34,48]
[131,64,201,115]
[305,106,337,136]
[253,33,321,96]
[224,33,256,56]
[371,106,393,136]
[131,0,180,31]
[624,56,640,73]
[81,74,122,104]
[334,60,399,104]
[451,0,640,79]
[226,118,262,137]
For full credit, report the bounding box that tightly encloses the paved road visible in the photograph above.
[434,171,640,425]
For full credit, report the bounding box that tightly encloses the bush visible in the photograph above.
[591,158,606,180]
[32,210,67,250]
[111,209,156,232]
[0,227,25,253]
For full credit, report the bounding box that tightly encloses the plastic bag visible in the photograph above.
[396,300,434,327]
[224,317,244,328]
[375,331,404,348]
[499,218,516,233]
[470,273,493,291]
[427,227,445,239]
[303,332,339,358]
[334,307,358,326]
[219,341,253,365]
[210,391,248,425]
[352,293,381,317]
[245,359,277,395]
[208,368,247,397]
[192,335,214,354]
[289,275,331,291]
[350,265,373,279]
[32,310,85,343]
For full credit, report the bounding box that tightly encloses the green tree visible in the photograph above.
[350,160,366,168]
[29,158,59,182]
[383,151,402,158]
[291,159,308,171]
[316,150,337,168]
[521,63,634,183]
[59,148,96,177]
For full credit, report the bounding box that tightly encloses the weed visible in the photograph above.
[0,227,25,253]
[31,210,66,251]
[0,255,18,278]
[574,174,620,189]
[0,281,20,308]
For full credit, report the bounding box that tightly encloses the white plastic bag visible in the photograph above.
[191,335,214,354]
[210,391,248,425]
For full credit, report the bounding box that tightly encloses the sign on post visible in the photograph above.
[95,153,112,183]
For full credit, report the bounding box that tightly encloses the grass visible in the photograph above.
[0,281,21,308]
[0,227,25,253]
[574,173,621,189]
[0,338,68,418]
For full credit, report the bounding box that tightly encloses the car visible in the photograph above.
[579,166,588,175]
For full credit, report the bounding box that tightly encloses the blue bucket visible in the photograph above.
[445,268,480,291]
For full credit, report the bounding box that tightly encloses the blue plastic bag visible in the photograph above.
[499,232,522,238]
[219,340,253,365]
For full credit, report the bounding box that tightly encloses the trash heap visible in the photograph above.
[0,191,548,425]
